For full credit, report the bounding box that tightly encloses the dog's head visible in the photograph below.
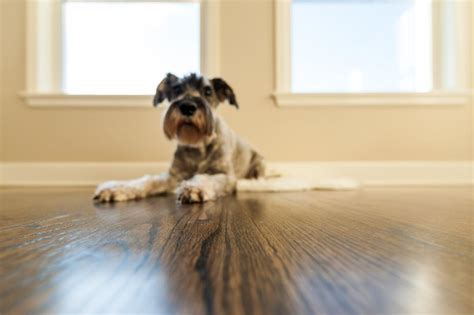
[153,73,238,146]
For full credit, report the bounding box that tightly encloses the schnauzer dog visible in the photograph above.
[93,73,265,203]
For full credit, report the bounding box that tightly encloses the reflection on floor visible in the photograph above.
[0,187,472,314]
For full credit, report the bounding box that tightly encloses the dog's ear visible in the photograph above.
[211,78,238,109]
[153,73,179,107]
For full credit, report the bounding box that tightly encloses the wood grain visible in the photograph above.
[0,187,472,314]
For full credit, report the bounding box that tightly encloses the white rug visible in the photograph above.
[237,168,360,192]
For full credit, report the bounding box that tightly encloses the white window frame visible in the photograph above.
[21,0,220,107]
[274,0,472,107]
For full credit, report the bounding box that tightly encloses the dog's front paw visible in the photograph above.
[176,185,211,204]
[93,181,142,203]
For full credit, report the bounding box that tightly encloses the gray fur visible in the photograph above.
[94,73,265,203]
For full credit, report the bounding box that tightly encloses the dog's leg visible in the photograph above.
[176,174,236,203]
[93,173,176,202]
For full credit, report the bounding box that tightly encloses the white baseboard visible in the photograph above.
[0,162,170,187]
[0,161,472,187]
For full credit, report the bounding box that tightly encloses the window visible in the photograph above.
[292,0,432,93]
[23,0,219,106]
[62,1,200,95]
[275,0,472,106]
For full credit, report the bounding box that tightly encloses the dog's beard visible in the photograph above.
[177,123,202,145]
[163,106,213,146]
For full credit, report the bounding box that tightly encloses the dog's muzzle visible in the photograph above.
[178,101,197,116]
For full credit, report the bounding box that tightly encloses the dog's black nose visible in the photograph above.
[179,102,197,116]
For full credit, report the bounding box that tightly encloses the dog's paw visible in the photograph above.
[176,185,210,204]
[93,181,142,203]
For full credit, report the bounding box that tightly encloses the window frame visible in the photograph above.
[21,0,220,107]
[274,0,472,107]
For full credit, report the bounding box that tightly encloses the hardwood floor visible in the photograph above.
[0,187,472,315]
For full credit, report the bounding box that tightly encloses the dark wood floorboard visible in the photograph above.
[0,187,472,314]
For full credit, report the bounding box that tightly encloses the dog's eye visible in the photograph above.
[204,87,212,97]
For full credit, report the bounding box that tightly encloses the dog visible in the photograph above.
[93,73,265,203]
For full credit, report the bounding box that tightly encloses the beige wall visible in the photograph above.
[471,0,474,160]
[0,0,4,162]
[0,0,472,163]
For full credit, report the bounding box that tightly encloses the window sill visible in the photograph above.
[19,92,154,108]
[272,91,472,107]
[19,91,473,108]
